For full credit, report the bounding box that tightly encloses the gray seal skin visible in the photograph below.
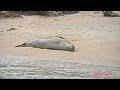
[16,36,75,52]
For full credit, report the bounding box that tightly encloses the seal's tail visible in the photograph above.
[16,43,26,47]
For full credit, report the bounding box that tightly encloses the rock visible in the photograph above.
[0,11,22,18]
[0,11,80,18]
[102,11,120,17]
[7,28,17,31]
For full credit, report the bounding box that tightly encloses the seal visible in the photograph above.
[16,36,75,51]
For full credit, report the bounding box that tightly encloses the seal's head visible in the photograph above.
[68,44,75,51]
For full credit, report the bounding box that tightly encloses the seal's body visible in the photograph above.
[16,36,75,51]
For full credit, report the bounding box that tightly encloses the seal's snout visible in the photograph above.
[69,44,75,51]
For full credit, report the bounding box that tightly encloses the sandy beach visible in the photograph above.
[0,11,120,79]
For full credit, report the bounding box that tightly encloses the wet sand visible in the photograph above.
[0,53,120,79]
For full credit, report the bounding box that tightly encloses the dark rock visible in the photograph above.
[7,28,17,31]
[0,11,22,18]
[0,11,80,18]
[102,11,120,17]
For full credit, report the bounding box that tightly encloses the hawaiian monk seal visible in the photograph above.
[16,36,75,51]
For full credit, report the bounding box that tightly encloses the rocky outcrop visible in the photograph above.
[102,11,120,17]
[15,11,80,16]
[0,11,22,18]
[0,11,80,18]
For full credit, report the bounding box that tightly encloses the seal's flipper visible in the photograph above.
[16,43,26,47]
